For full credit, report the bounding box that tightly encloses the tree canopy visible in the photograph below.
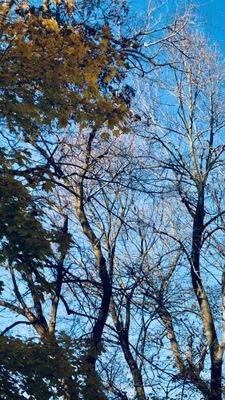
[0,0,132,134]
[1,1,225,400]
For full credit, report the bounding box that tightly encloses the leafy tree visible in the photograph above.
[0,148,52,270]
[0,0,131,135]
[0,335,107,399]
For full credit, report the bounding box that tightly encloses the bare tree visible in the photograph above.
[136,29,225,399]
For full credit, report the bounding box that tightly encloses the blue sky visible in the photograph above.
[31,0,225,45]
[195,0,225,45]
[130,0,225,49]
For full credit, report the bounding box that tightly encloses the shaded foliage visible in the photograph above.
[0,336,106,399]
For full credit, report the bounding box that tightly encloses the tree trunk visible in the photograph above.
[110,301,146,400]
[208,357,222,400]
[191,188,223,400]
[120,333,146,400]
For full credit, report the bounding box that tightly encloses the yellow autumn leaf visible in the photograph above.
[113,129,121,137]
[42,18,60,32]
[101,131,110,140]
